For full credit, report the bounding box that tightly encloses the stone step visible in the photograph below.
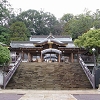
[6,62,92,89]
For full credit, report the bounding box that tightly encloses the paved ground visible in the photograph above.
[0,89,100,100]
[73,94,100,100]
[0,93,23,100]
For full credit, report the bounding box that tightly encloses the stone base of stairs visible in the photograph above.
[6,62,92,89]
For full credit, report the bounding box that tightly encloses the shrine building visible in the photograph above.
[9,33,85,63]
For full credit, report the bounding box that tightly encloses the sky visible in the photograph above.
[8,0,100,19]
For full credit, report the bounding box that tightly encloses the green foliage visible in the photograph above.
[62,13,93,39]
[1,1,100,43]
[60,14,74,35]
[61,13,74,23]
[60,9,100,39]
[0,26,10,45]
[10,9,62,35]
[10,21,28,41]
[0,0,11,25]
[0,44,10,65]
[74,29,100,49]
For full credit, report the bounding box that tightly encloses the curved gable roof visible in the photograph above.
[37,38,64,45]
[41,48,62,54]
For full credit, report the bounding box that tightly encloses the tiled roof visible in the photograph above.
[10,35,76,48]
[10,41,35,48]
[31,35,71,38]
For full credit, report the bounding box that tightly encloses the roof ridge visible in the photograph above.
[46,33,55,39]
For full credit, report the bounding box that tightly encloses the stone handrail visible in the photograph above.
[79,56,95,89]
[3,56,22,89]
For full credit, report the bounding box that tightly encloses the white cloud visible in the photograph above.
[8,0,100,19]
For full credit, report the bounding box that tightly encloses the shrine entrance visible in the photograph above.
[41,48,62,62]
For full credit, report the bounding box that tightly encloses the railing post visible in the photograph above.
[93,75,95,89]
[3,63,5,89]
[98,84,100,90]
[79,55,95,89]
[3,71,5,89]
[3,57,22,89]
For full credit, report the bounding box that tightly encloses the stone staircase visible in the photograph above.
[6,62,92,90]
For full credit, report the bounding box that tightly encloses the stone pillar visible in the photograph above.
[41,53,43,62]
[58,54,60,62]
[21,51,24,60]
[76,53,78,62]
[28,53,32,62]
[77,53,79,62]
[71,53,74,63]
[50,54,51,61]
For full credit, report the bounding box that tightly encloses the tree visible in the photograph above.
[0,26,10,45]
[61,12,93,39]
[61,13,74,23]
[74,29,100,55]
[10,21,28,41]
[60,13,74,35]
[39,11,62,35]
[92,9,100,29]
[0,0,11,26]
[10,9,62,35]
[0,44,10,65]
[71,14,93,39]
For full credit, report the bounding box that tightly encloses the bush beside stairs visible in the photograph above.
[6,62,92,90]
